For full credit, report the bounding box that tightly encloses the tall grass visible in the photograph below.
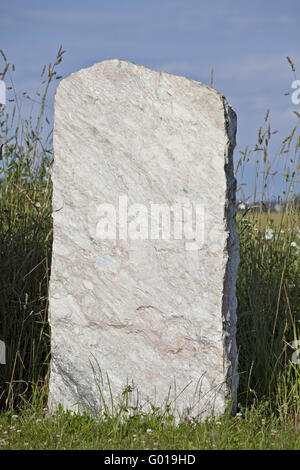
[235,57,300,418]
[0,47,64,408]
[237,199,300,417]
[0,50,299,422]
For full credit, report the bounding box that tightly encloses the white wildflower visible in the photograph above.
[265,228,274,240]
[291,241,300,252]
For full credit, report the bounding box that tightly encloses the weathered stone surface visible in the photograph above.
[48,59,239,419]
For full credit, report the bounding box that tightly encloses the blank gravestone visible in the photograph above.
[48,59,239,419]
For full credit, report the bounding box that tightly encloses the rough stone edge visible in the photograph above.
[221,95,239,415]
[57,58,234,110]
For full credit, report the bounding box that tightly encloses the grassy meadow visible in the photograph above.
[0,49,299,450]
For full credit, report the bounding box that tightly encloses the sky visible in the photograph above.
[1,0,300,200]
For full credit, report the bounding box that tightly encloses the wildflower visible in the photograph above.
[184,415,192,424]
[146,428,152,435]
[238,202,246,210]
[242,220,252,227]
[265,228,274,240]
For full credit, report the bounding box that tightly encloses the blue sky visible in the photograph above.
[1,0,300,199]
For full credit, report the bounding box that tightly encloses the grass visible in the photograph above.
[0,49,299,449]
[0,402,300,450]
[236,205,300,414]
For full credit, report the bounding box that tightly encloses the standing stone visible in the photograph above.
[48,59,239,420]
